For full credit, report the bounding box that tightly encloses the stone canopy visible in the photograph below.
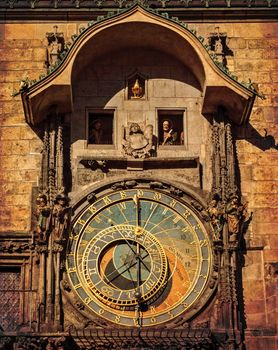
[21,4,257,126]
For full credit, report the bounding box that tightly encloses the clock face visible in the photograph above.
[66,185,212,327]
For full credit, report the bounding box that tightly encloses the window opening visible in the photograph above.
[88,111,114,145]
[158,110,185,146]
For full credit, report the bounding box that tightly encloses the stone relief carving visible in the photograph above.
[0,241,30,253]
[122,123,156,158]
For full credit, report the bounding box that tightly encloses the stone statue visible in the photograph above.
[226,194,247,241]
[52,194,70,242]
[206,197,224,240]
[122,123,155,158]
[34,194,51,242]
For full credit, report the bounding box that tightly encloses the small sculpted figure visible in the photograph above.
[207,198,224,240]
[52,194,69,242]
[226,194,247,241]
[35,194,51,242]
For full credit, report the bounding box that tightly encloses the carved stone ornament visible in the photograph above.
[122,123,156,158]
[111,180,138,190]
[0,241,30,253]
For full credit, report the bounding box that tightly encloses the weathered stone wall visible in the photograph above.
[0,19,277,348]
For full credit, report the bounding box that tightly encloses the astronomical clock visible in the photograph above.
[64,180,215,330]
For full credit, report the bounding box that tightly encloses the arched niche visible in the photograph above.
[22,5,256,127]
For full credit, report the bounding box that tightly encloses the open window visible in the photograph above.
[87,109,114,146]
[158,109,185,146]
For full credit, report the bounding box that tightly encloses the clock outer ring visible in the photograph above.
[66,180,214,327]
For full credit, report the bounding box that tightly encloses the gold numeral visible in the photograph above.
[85,226,95,233]
[150,306,156,314]
[89,206,97,214]
[74,283,82,289]
[115,315,121,323]
[137,189,144,197]
[98,309,104,315]
[153,192,161,200]
[120,191,126,199]
[182,210,190,219]
[119,202,126,210]
[84,297,92,304]
[173,216,180,224]
[200,239,208,247]
[151,317,157,323]
[77,219,86,225]
[170,199,177,208]
[167,311,174,319]
[103,196,112,205]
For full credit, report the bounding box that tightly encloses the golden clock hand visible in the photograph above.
[133,194,140,227]
[133,194,143,299]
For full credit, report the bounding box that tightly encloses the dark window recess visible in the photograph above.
[0,267,21,331]
[158,110,184,146]
[88,112,114,145]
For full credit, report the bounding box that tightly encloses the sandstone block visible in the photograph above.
[20,126,38,140]
[228,37,247,49]
[248,39,269,49]
[20,170,39,182]
[253,208,278,223]
[252,181,278,194]
[271,71,278,82]
[252,166,278,181]
[264,249,278,262]
[0,48,33,62]
[252,193,278,208]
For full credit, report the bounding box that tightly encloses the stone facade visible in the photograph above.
[0,4,277,349]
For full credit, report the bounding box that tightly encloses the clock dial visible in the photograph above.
[67,186,212,327]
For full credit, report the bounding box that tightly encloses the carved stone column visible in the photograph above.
[34,113,70,332]
[210,107,247,350]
